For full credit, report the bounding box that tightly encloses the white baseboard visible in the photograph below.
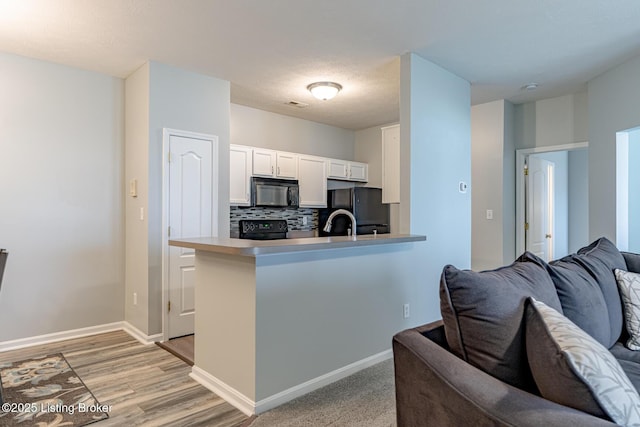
[190,348,392,415]
[122,322,163,345]
[190,367,256,416]
[0,321,163,352]
[0,322,125,352]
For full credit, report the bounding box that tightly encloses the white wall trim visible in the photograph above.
[0,322,162,352]
[122,321,163,345]
[190,348,392,416]
[515,141,589,255]
[0,322,125,352]
[190,367,256,416]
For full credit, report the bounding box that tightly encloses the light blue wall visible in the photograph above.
[399,53,471,323]
[588,55,640,242]
[629,129,640,251]
[147,62,231,334]
[568,149,589,252]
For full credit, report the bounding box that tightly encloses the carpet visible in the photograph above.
[248,359,396,427]
[0,353,108,427]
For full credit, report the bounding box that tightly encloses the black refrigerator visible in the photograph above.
[319,187,390,236]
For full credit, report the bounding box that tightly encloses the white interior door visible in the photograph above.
[167,133,214,338]
[526,156,555,261]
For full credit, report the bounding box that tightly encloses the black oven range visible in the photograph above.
[238,219,288,240]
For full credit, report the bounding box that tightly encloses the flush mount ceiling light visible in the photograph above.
[521,82,539,91]
[307,81,342,100]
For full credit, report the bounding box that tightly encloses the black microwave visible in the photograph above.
[251,177,299,208]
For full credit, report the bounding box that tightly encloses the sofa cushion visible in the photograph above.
[528,238,625,349]
[525,298,640,425]
[573,237,627,348]
[439,253,562,392]
[623,252,640,273]
[522,252,612,347]
[614,269,640,350]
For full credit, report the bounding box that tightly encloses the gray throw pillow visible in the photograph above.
[573,237,627,348]
[522,251,612,347]
[526,298,640,425]
[440,253,562,392]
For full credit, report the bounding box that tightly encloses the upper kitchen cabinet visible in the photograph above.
[252,148,298,179]
[230,144,252,206]
[276,151,298,179]
[327,158,368,182]
[298,155,327,207]
[381,124,400,203]
[252,148,276,177]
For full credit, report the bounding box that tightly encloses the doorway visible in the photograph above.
[526,155,555,261]
[162,128,219,342]
[616,127,640,252]
[516,142,589,259]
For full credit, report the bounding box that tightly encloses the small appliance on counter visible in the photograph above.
[319,187,390,236]
[239,219,288,240]
[251,177,299,208]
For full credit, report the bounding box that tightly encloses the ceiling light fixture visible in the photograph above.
[522,83,539,91]
[307,82,342,100]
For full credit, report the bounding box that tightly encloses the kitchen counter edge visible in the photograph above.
[169,234,426,257]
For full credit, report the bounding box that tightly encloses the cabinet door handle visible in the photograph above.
[278,166,280,175]
[271,166,274,175]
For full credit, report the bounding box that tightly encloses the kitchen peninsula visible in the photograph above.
[169,233,426,415]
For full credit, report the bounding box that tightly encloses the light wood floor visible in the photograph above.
[0,330,250,427]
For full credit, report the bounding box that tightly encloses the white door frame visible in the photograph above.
[516,142,588,256]
[162,128,219,342]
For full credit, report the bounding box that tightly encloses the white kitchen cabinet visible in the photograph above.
[252,148,276,177]
[252,148,298,179]
[382,124,400,203]
[327,158,368,182]
[348,161,368,182]
[298,155,327,207]
[276,151,298,179]
[230,144,252,206]
[327,158,349,180]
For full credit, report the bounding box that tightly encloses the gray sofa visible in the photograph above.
[393,238,640,426]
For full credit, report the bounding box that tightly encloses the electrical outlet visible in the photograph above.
[403,303,410,319]
[133,292,138,306]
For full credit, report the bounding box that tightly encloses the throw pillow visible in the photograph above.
[615,269,640,351]
[522,251,612,347]
[440,253,562,392]
[574,237,627,348]
[525,298,640,425]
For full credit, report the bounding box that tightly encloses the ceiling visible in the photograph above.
[1,0,640,130]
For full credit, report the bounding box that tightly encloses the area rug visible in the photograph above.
[248,359,396,427]
[0,353,109,427]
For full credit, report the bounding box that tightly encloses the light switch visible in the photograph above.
[129,179,138,197]
[486,209,493,220]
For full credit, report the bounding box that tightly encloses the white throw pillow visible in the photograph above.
[526,298,640,425]
[615,269,640,350]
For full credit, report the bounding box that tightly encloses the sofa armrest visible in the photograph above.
[393,322,615,427]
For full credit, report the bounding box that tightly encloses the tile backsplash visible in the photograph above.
[230,207,318,235]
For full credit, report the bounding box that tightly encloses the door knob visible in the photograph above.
[545,234,552,239]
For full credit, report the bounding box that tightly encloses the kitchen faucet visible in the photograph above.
[323,209,357,237]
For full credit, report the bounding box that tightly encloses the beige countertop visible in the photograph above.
[169,233,426,257]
